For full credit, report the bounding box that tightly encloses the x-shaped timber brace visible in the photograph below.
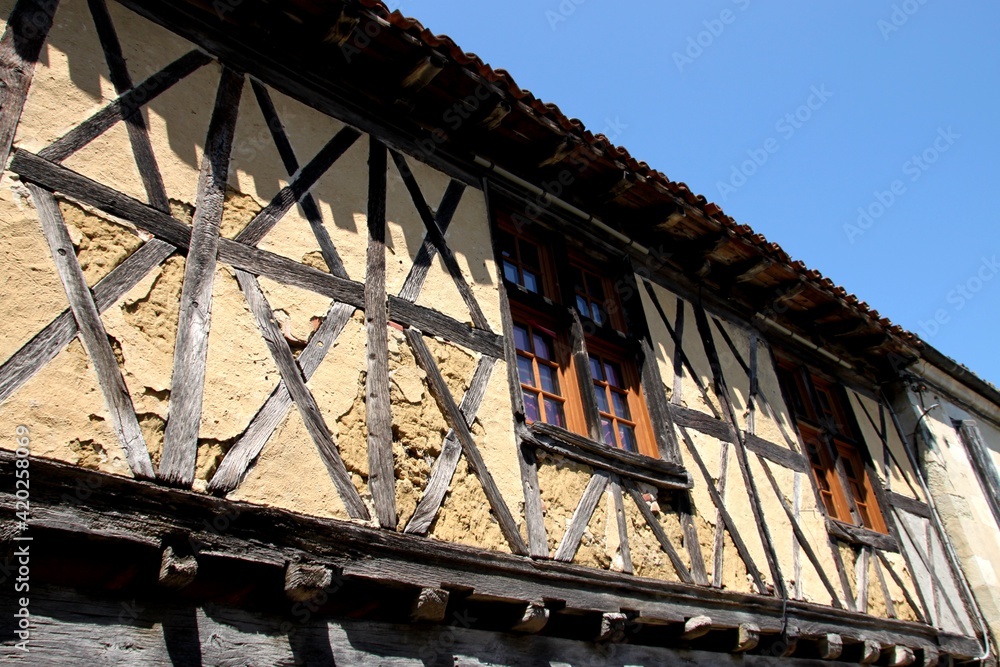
[0,0,986,641]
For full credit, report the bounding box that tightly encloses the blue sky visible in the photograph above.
[384,0,1000,386]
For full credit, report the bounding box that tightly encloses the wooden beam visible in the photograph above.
[825,519,898,553]
[609,476,633,574]
[38,50,212,163]
[404,328,528,555]
[410,587,449,623]
[694,303,784,597]
[734,623,760,652]
[568,309,604,442]
[250,79,349,279]
[670,406,732,442]
[680,615,712,640]
[158,546,197,589]
[404,356,495,535]
[887,645,916,667]
[873,553,897,619]
[388,149,489,330]
[284,562,335,602]
[0,0,57,169]
[9,149,505,357]
[87,0,169,212]
[207,302,355,494]
[0,238,174,403]
[817,633,843,660]
[234,125,362,248]
[623,480,693,584]
[597,612,627,642]
[397,179,466,301]
[511,602,549,633]
[875,549,927,624]
[235,270,369,520]
[553,471,609,562]
[855,547,870,614]
[860,639,882,665]
[27,184,155,479]
[365,137,396,529]
[159,67,244,487]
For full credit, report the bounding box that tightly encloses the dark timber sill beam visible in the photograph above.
[0,451,979,660]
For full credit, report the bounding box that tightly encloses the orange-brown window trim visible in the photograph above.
[776,361,888,534]
[585,336,656,458]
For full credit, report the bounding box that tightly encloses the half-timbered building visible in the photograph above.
[0,0,996,663]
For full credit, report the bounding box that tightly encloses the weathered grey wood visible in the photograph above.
[956,420,1000,530]
[734,623,760,652]
[236,270,369,520]
[404,356,495,535]
[27,184,155,479]
[404,328,529,555]
[744,432,809,473]
[875,549,926,624]
[758,455,845,608]
[159,67,243,486]
[0,0,56,169]
[525,423,691,490]
[516,439,548,558]
[888,645,916,667]
[676,491,710,586]
[855,546,870,614]
[671,295,685,404]
[638,337,681,461]
[158,546,197,588]
[4,584,910,667]
[234,125,361,247]
[207,301,355,494]
[818,633,844,660]
[597,612,627,642]
[284,561,335,602]
[712,435,731,590]
[825,519,898,553]
[747,330,759,436]
[87,0,169,212]
[568,309,604,441]
[9,149,506,358]
[410,587,449,623]
[672,405,732,441]
[553,471,609,562]
[364,137,396,529]
[38,50,212,163]
[872,552,897,619]
[694,303,784,598]
[0,450,969,658]
[250,79,349,279]
[860,638,882,665]
[623,480,693,584]
[641,281,720,419]
[511,602,549,633]
[678,427,766,593]
[609,476,633,574]
[0,238,173,403]
[397,179,466,302]
[680,615,712,640]
[389,149,489,330]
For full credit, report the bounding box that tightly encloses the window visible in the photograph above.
[496,215,659,459]
[776,362,887,533]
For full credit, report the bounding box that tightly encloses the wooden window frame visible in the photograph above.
[494,212,664,463]
[776,359,888,534]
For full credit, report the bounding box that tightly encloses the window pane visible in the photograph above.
[601,417,615,447]
[589,355,603,381]
[618,424,637,453]
[503,260,519,284]
[575,295,589,317]
[590,302,604,325]
[517,356,535,387]
[523,392,540,423]
[572,266,585,292]
[604,361,622,387]
[522,270,539,293]
[594,385,609,412]
[538,364,559,393]
[513,325,531,352]
[533,333,552,361]
[611,391,630,419]
[519,241,540,269]
[544,397,565,428]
